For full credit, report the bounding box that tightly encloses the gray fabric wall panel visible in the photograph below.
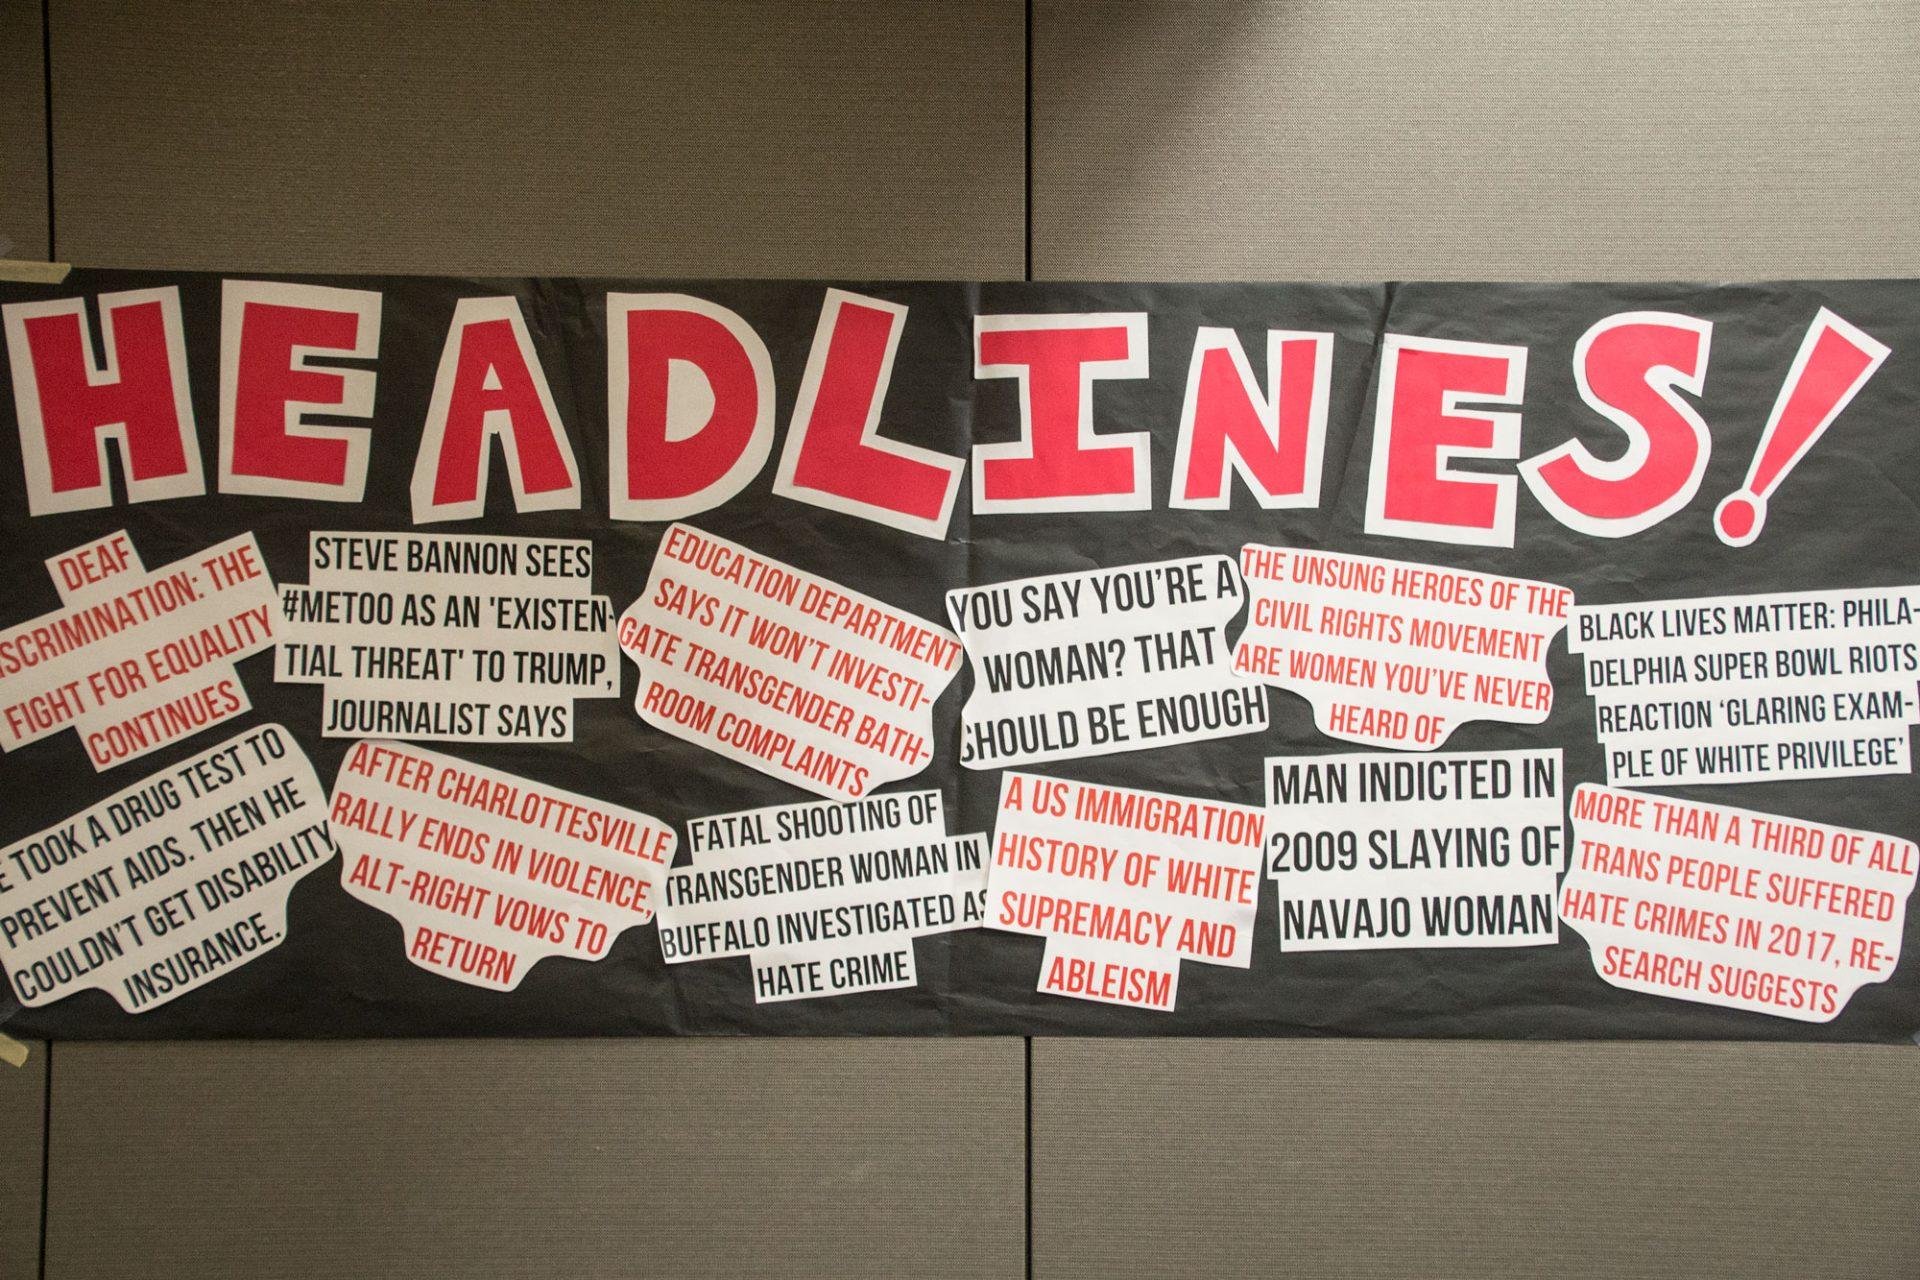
[1027,7,1920,1276]
[47,1040,1024,1280]
[39,9,1029,1278]
[1033,1040,1920,1280]
[21,3,1920,1276]
[0,2,48,1273]
[0,0,48,259]
[1032,0,1920,281]
[0,1041,44,1280]
[50,0,1026,277]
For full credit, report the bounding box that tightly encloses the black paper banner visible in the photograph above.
[1,271,1916,1041]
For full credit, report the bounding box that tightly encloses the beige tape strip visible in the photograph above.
[0,259,72,284]
[0,1033,27,1069]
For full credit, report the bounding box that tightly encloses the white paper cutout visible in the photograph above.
[986,771,1264,1012]
[618,523,961,800]
[1569,586,1920,785]
[0,724,330,1011]
[1559,785,1917,1021]
[946,554,1266,769]
[330,739,674,990]
[1265,749,1564,951]
[0,529,277,769]
[1232,543,1570,750]
[276,531,618,743]
[656,790,986,1002]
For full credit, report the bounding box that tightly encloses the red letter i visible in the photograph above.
[1715,308,1888,546]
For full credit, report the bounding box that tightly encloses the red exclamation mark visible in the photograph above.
[1715,308,1890,546]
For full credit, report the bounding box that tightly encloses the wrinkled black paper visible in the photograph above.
[3,271,1917,1042]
